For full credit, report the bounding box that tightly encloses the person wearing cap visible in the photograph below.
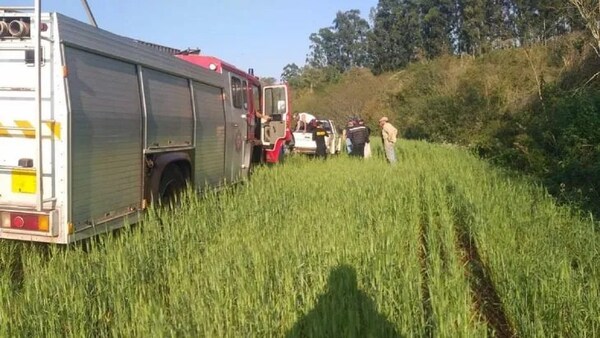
[378,117,398,164]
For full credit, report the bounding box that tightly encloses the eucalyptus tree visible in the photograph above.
[369,0,422,74]
[306,9,371,73]
[420,0,454,57]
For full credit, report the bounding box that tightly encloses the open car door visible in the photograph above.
[261,84,290,147]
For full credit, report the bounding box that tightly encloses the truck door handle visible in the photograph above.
[234,124,239,127]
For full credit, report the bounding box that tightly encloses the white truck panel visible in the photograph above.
[0,39,59,208]
[0,13,69,243]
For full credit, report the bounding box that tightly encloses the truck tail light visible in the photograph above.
[1,211,49,232]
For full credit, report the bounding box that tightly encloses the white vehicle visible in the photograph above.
[292,119,339,155]
[0,5,290,243]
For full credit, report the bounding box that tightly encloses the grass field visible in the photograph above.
[1,140,598,337]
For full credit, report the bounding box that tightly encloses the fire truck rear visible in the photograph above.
[0,6,290,243]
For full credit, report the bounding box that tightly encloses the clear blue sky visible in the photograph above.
[12,0,376,79]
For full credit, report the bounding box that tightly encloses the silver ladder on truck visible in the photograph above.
[0,1,45,211]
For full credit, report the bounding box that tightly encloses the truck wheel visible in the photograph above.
[159,165,187,207]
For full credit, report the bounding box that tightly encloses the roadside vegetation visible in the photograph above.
[1,142,597,336]
[284,1,600,218]
[293,33,600,219]
[2,1,599,336]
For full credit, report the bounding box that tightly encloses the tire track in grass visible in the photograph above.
[447,184,516,338]
[418,179,434,338]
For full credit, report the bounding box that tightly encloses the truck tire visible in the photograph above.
[159,164,187,207]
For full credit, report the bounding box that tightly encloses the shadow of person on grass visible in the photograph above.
[286,264,402,338]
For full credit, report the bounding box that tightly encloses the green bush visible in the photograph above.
[525,86,600,212]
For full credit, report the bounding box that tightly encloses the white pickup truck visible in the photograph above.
[292,119,340,155]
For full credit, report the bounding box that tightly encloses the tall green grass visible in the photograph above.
[436,147,600,336]
[418,174,489,337]
[0,140,597,336]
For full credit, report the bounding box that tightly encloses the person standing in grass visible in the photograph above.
[348,120,369,157]
[312,121,328,159]
[342,120,354,154]
[358,119,372,158]
[379,116,398,164]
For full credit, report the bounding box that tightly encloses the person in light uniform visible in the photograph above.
[294,112,316,133]
[378,116,398,164]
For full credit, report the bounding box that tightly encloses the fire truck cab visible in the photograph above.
[174,52,292,164]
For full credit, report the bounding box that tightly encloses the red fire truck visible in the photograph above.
[165,48,293,164]
[0,4,291,243]
[135,41,294,164]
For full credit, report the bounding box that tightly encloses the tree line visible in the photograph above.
[282,0,586,87]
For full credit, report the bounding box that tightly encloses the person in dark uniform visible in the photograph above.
[347,121,369,157]
[312,121,328,159]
